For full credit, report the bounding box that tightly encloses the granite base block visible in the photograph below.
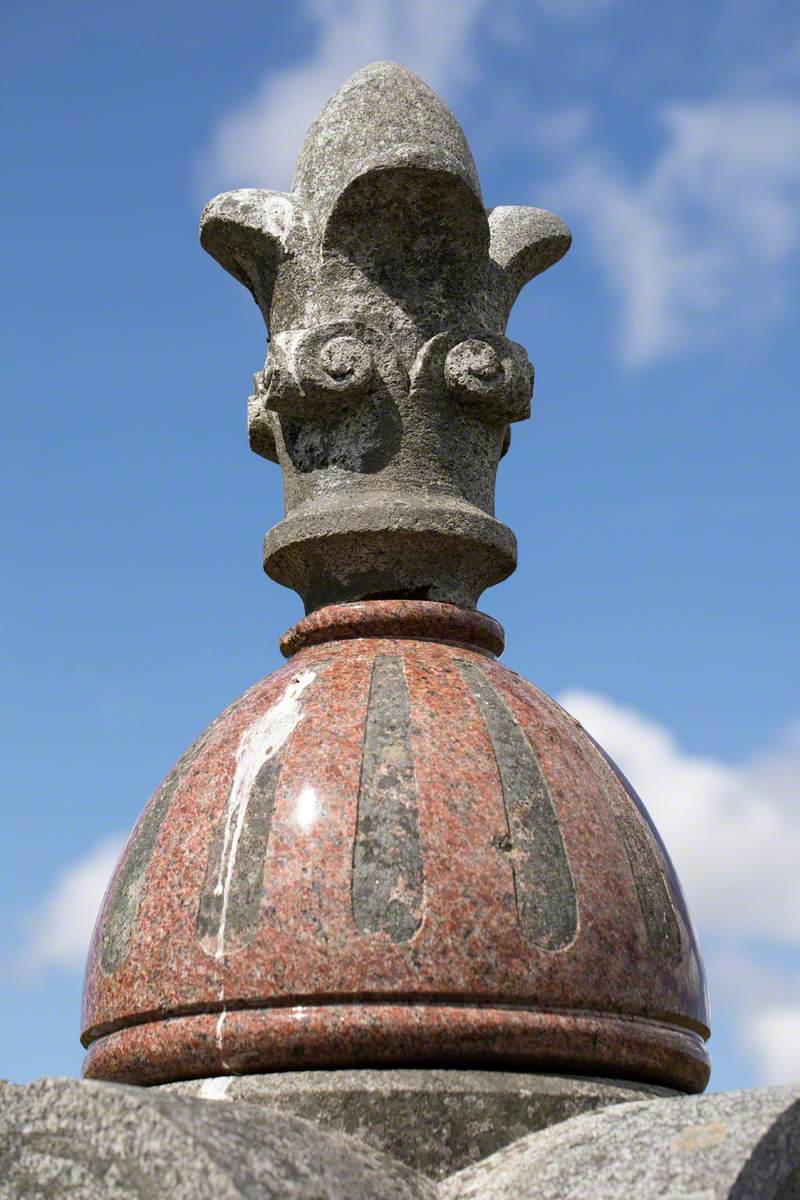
[162,1068,675,1179]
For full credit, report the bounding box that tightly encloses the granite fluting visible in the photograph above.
[82,602,709,1091]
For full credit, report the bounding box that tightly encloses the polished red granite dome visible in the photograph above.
[82,601,709,1092]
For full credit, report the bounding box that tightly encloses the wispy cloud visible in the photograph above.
[747,1008,800,1087]
[547,97,800,365]
[198,1,800,364]
[559,689,800,1084]
[197,0,622,198]
[707,947,800,1086]
[534,0,620,17]
[198,0,487,197]
[20,835,124,975]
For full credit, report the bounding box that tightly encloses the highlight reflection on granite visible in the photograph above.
[82,600,709,1091]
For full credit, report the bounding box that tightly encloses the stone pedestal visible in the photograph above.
[162,1069,675,1179]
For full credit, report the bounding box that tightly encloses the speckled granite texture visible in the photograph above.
[441,1084,800,1199]
[82,601,709,1091]
[161,1069,676,1179]
[2,1078,798,1197]
[0,1077,433,1199]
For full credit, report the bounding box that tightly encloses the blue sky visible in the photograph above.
[2,0,798,1091]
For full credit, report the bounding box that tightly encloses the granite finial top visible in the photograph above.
[201,61,571,614]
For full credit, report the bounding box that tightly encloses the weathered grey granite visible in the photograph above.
[5,1077,799,1196]
[441,1085,800,1199]
[0,1077,433,1199]
[163,1068,675,1180]
[200,61,570,613]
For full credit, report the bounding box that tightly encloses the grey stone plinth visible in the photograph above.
[0,1077,432,1199]
[162,1068,674,1180]
[441,1084,800,1199]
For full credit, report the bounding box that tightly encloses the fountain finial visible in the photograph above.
[82,63,709,1098]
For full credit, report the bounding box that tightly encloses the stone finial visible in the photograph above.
[201,61,570,613]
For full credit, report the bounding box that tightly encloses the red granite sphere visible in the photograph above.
[81,601,709,1091]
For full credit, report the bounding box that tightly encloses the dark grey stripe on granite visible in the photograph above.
[353,655,423,943]
[458,660,577,950]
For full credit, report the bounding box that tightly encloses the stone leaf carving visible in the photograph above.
[200,62,570,613]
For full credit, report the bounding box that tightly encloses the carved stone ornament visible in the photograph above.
[200,61,571,612]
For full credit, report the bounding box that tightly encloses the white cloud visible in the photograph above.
[710,947,800,1085]
[558,689,800,1084]
[535,0,619,17]
[533,105,595,154]
[198,4,800,364]
[198,0,487,197]
[198,0,623,197]
[20,835,125,975]
[558,689,800,946]
[747,1009,800,1086]
[548,97,800,364]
